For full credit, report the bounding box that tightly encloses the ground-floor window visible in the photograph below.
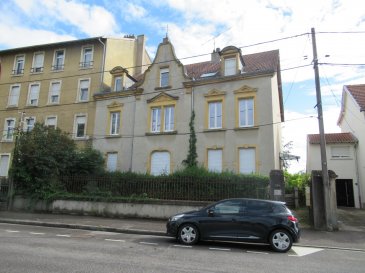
[208,149,222,172]
[150,151,170,175]
[239,147,256,174]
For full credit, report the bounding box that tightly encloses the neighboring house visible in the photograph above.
[94,37,284,175]
[337,84,365,208]
[0,35,151,177]
[306,133,360,208]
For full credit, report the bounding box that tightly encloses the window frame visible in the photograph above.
[24,116,36,132]
[74,114,87,139]
[3,118,16,141]
[48,80,61,104]
[8,84,21,107]
[45,116,57,129]
[224,57,237,76]
[13,54,25,75]
[114,76,123,92]
[77,78,90,102]
[238,146,256,174]
[0,153,11,177]
[330,145,352,159]
[160,68,169,87]
[27,82,40,106]
[207,148,223,173]
[80,45,94,68]
[208,101,223,129]
[52,49,65,71]
[31,51,45,73]
[106,152,118,172]
[239,97,254,127]
[109,111,121,135]
[150,151,171,175]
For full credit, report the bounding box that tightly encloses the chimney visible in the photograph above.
[211,48,220,63]
[136,35,146,75]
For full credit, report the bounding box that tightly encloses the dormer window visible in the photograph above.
[160,68,169,87]
[109,66,137,93]
[114,76,123,92]
[224,58,236,76]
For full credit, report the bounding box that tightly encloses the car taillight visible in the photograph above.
[288,215,298,222]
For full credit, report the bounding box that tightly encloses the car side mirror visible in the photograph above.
[208,209,215,216]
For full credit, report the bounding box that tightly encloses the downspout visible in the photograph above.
[130,93,137,172]
[98,38,106,91]
[354,142,362,208]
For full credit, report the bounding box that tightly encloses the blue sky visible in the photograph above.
[1,0,364,172]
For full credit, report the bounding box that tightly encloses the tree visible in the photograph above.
[10,123,104,198]
[183,110,197,168]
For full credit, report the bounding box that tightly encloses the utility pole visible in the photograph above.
[311,28,336,231]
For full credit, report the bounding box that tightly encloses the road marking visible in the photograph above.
[5,230,19,233]
[209,247,231,251]
[30,232,45,235]
[105,239,125,242]
[173,245,192,248]
[56,234,71,238]
[246,251,269,255]
[139,242,158,246]
[289,246,323,257]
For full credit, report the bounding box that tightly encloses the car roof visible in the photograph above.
[219,198,286,205]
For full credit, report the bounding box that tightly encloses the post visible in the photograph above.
[311,28,336,231]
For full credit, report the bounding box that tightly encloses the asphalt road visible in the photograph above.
[0,223,364,273]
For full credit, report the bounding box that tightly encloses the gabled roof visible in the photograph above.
[308,132,358,144]
[346,84,365,111]
[184,50,280,79]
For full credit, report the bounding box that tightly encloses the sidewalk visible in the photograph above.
[0,209,364,251]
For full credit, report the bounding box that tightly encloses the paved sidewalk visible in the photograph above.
[0,209,365,251]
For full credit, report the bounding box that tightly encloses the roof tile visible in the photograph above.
[308,132,358,144]
[346,84,365,110]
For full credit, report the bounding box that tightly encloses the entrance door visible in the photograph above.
[335,179,355,207]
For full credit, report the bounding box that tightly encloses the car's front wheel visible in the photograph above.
[269,229,293,252]
[178,224,199,245]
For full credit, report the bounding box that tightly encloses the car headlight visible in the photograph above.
[170,214,184,222]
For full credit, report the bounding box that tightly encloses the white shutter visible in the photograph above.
[224,58,236,76]
[239,148,256,174]
[208,149,222,172]
[9,85,20,106]
[106,153,118,172]
[151,152,170,175]
[34,53,44,68]
[0,155,10,177]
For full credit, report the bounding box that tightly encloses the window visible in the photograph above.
[151,107,161,132]
[110,111,120,135]
[0,154,10,177]
[32,52,44,73]
[160,68,169,87]
[213,200,242,214]
[27,83,40,106]
[74,115,86,138]
[106,153,118,172]
[53,49,65,71]
[8,85,20,107]
[81,46,93,68]
[114,76,123,92]
[24,117,35,132]
[224,58,236,76]
[239,147,256,174]
[331,146,351,159]
[45,116,57,129]
[78,79,90,102]
[13,55,25,75]
[208,149,222,172]
[239,98,254,127]
[164,106,174,132]
[150,151,170,175]
[3,118,15,141]
[49,81,61,104]
[209,101,222,129]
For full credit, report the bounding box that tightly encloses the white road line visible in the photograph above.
[5,230,19,233]
[246,251,269,255]
[209,247,231,251]
[173,245,192,248]
[30,232,45,235]
[105,239,126,242]
[56,234,71,238]
[139,242,158,246]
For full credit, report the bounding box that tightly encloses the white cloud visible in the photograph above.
[124,3,147,21]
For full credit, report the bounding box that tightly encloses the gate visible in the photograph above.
[0,177,9,210]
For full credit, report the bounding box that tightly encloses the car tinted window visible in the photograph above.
[246,200,272,214]
[213,200,242,214]
[272,204,289,213]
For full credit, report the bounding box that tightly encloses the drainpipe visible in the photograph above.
[98,38,106,92]
[129,94,137,172]
[354,142,362,208]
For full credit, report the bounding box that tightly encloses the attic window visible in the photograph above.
[224,58,236,76]
[201,72,217,78]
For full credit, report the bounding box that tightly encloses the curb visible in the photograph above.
[0,218,167,237]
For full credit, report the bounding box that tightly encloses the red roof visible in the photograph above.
[185,50,280,78]
[346,84,365,111]
[308,133,358,144]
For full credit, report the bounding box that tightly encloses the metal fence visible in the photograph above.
[58,175,269,202]
[0,177,9,202]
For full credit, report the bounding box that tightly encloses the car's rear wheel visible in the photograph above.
[269,229,293,252]
[178,224,199,245]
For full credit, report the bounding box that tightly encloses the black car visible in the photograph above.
[166,198,300,252]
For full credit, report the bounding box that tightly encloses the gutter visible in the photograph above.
[98,38,106,91]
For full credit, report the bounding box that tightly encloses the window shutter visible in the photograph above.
[106,153,118,172]
[239,148,255,174]
[208,149,222,172]
[224,58,236,76]
[151,152,170,175]
[0,155,10,177]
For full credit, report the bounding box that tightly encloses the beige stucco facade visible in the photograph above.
[93,38,283,176]
[0,36,150,177]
